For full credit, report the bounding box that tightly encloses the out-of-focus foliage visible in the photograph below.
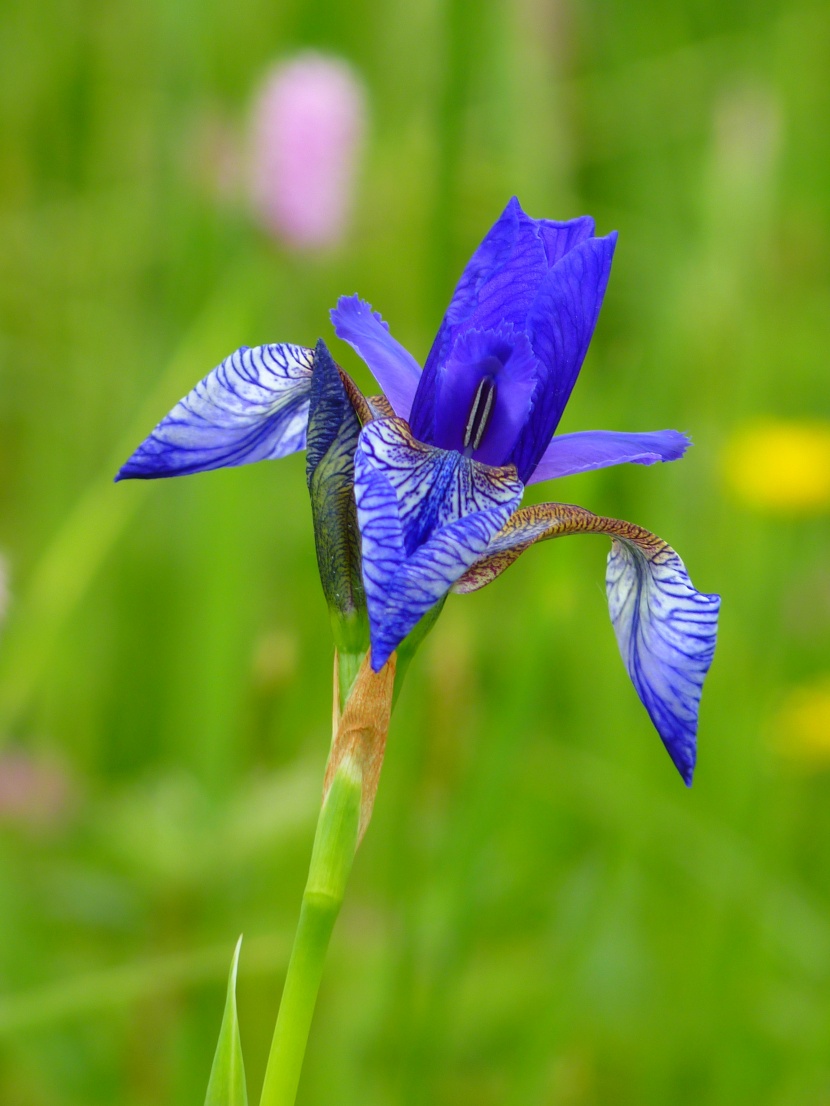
[0,0,828,1103]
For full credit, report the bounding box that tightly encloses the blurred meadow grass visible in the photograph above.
[1,0,829,1102]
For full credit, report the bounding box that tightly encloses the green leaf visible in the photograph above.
[204,936,248,1106]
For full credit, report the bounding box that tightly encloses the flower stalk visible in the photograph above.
[259,652,395,1106]
[258,759,360,1106]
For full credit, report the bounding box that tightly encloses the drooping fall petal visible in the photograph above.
[116,344,314,480]
[455,503,720,784]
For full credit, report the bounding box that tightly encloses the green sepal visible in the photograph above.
[306,340,369,657]
[204,936,248,1106]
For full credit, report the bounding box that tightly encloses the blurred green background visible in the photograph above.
[1,0,829,1102]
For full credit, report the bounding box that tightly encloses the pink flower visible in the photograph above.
[249,53,367,251]
[0,753,74,831]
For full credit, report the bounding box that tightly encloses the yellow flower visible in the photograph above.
[723,420,830,513]
[774,679,830,767]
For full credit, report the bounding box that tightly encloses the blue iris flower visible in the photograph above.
[118,198,719,785]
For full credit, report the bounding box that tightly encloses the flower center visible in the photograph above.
[422,327,539,468]
[463,376,497,452]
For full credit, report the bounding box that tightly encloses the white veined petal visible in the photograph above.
[606,537,720,785]
[117,343,314,480]
[454,502,719,783]
[354,418,523,669]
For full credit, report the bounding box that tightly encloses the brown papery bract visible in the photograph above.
[325,651,397,844]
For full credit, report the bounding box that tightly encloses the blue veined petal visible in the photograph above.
[354,418,523,670]
[330,295,422,420]
[456,203,548,336]
[527,429,691,484]
[509,233,618,482]
[433,200,595,340]
[454,503,720,785]
[441,197,523,329]
[537,214,596,266]
[116,344,314,480]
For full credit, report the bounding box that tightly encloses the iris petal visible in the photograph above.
[438,200,596,334]
[354,418,523,669]
[527,429,690,484]
[410,199,539,442]
[330,295,422,420]
[460,207,549,335]
[116,343,314,480]
[509,233,617,481]
[431,196,523,349]
[455,503,720,785]
[432,327,540,465]
[536,215,596,265]
[607,535,719,785]
[410,199,601,448]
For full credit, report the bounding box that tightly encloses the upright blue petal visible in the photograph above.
[409,200,614,472]
[411,196,540,442]
[453,503,719,785]
[509,232,618,481]
[527,429,690,484]
[435,197,525,330]
[536,214,596,265]
[432,199,595,340]
[354,418,523,669]
[458,204,549,335]
[116,344,314,480]
[330,296,422,420]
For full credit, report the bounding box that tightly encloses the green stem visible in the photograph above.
[258,760,362,1106]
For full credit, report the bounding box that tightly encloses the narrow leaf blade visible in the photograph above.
[205,936,248,1106]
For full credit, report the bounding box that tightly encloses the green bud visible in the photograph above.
[306,340,369,666]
